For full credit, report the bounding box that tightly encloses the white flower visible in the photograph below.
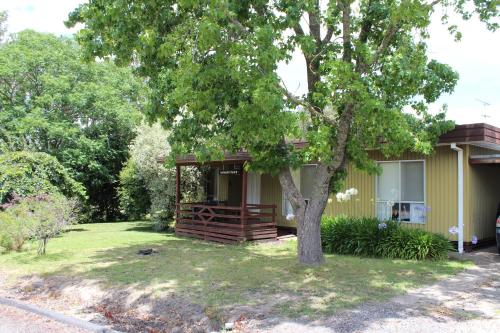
[286,213,295,221]
[336,191,353,202]
[471,235,478,245]
[448,226,458,235]
[378,222,387,230]
[346,188,358,196]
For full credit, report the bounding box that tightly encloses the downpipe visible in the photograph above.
[451,143,464,254]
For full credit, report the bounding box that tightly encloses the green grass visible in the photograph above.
[0,221,473,318]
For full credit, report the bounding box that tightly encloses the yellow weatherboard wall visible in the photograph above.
[272,146,467,240]
[326,146,460,239]
[216,144,498,242]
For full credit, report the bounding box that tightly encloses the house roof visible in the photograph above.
[438,123,500,147]
[175,123,500,166]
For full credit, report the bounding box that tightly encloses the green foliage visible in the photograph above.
[0,30,145,222]
[321,216,452,260]
[0,194,77,254]
[118,160,151,220]
[121,123,203,230]
[25,194,77,255]
[67,0,498,263]
[0,207,31,251]
[0,151,86,203]
[376,228,453,261]
[66,0,498,174]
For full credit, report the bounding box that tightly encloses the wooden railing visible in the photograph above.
[175,203,277,243]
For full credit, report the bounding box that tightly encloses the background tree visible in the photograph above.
[0,30,145,222]
[68,0,498,264]
[0,151,86,204]
[120,123,203,230]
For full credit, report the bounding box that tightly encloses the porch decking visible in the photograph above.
[175,203,277,243]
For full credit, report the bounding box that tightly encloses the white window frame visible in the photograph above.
[375,160,426,224]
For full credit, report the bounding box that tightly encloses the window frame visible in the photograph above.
[375,160,426,224]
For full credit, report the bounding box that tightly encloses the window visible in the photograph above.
[376,161,426,223]
[282,165,317,216]
[300,165,316,201]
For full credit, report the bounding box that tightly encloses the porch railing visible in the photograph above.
[175,203,277,243]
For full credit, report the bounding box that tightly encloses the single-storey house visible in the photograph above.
[174,123,500,252]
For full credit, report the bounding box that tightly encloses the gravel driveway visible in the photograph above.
[248,247,500,333]
[0,304,90,333]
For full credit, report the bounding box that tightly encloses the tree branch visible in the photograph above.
[357,0,443,73]
[358,0,373,43]
[278,166,305,211]
[340,0,352,62]
[280,83,337,126]
[308,1,322,45]
[330,103,355,172]
[370,23,399,68]
[293,23,306,38]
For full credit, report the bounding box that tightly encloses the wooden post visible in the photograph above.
[176,165,181,221]
[241,166,248,239]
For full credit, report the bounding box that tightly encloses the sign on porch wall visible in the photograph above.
[219,169,240,175]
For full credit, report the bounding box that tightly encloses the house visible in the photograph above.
[174,123,500,252]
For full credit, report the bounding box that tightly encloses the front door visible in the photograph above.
[227,174,242,206]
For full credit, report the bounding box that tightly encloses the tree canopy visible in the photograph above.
[67,0,499,264]
[0,151,86,204]
[0,30,146,221]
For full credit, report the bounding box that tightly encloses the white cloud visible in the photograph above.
[1,0,83,36]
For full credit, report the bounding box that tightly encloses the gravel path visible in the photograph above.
[247,247,500,333]
[0,304,90,333]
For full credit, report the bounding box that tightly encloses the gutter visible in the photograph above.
[450,143,464,254]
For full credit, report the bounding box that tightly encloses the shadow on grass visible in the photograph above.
[9,227,489,333]
[123,222,174,234]
[63,228,89,233]
[35,236,469,310]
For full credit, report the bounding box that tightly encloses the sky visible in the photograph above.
[1,0,499,126]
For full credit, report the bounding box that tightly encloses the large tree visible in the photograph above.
[0,31,145,221]
[68,0,498,264]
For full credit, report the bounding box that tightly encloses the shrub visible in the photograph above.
[321,215,452,260]
[0,151,86,204]
[376,228,452,260]
[0,194,77,254]
[0,206,32,251]
[26,194,77,255]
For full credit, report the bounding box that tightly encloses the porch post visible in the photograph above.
[176,165,181,221]
[241,167,248,236]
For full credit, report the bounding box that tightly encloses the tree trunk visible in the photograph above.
[296,204,325,265]
[279,166,331,265]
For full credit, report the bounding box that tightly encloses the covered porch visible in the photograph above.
[175,153,277,243]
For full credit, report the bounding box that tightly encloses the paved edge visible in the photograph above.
[0,296,122,333]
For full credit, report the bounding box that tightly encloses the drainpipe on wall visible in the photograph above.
[450,143,464,254]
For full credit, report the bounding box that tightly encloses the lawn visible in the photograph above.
[0,221,472,318]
